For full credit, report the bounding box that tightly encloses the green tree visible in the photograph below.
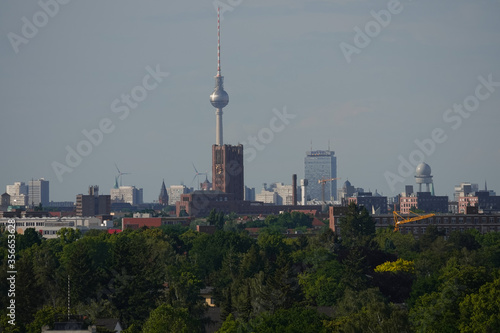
[207,209,225,230]
[338,202,375,247]
[56,228,81,245]
[448,229,481,252]
[299,259,344,306]
[109,230,172,327]
[459,276,500,332]
[409,260,491,333]
[25,305,66,333]
[247,307,328,333]
[217,313,242,333]
[17,228,42,252]
[141,304,201,333]
[326,288,411,333]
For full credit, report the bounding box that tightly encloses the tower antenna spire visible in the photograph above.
[217,7,221,76]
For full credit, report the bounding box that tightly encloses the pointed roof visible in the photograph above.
[159,179,169,205]
[160,179,167,196]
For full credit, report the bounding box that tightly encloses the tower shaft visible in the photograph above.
[216,108,223,146]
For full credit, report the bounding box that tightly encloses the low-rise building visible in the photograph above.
[459,191,500,213]
[122,217,190,230]
[399,192,448,214]
[0,217,110,238]
[329,205,500,238]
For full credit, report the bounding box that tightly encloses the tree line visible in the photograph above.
[1,204,499,332]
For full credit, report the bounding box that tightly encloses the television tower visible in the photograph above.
[209,7,229,146]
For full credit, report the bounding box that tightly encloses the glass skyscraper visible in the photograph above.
[304,150,337,201]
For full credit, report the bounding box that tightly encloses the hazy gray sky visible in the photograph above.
[1,0,499,202]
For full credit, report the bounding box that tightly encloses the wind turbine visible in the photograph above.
[191,163,208,190]
[115,163,131,187]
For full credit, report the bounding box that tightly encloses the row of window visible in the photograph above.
[373,216,500,225]
[402,226,500,234]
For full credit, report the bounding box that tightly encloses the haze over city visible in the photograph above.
[1,0,499,202]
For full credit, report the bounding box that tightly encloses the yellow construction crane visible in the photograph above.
[318,178,340,202]
[393,211,435,232]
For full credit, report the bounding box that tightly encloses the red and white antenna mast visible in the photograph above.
[217,7,221,77]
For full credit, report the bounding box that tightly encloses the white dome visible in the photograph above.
[416,163,431,177]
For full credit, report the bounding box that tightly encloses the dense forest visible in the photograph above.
[1,203,500,332]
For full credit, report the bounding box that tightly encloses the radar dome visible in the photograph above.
[416,163,431,177]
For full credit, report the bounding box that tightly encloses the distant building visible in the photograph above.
[270,183,295,205]
[6,182,28,207]
[244,186,255,201]
[329,205,500,238]
[110,186,143,206]
[95,319,123,333]
[177,191,237,217]
[454,182,479,201]
[76,186,111,217]
[200,178,212,191]
[212,144,244,201]
[1,193,10,210]
[158,180,169,206]
[399,192,448,214]
[122,216,190,230]
[338,180,364,204]
[254,183,295,205]
[304,149,337,201]
[28,178,49,206]
[349,192,388,214]
[176,190,321,217]
[45,201,76,211]
[167,185,190,206]
[255,187,278,204]
[459,191,500,213]
[0,216,110,238]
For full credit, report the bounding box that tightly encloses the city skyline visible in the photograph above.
[1,1,500,202]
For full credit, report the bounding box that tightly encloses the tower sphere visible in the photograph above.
[210,85,229,109]
[416,162,431,177]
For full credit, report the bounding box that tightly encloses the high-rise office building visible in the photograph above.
[304,150,337,201]
[28,178,49,206]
